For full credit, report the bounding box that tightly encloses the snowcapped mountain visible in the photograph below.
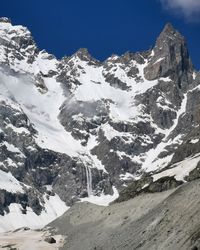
[0,17,200,232]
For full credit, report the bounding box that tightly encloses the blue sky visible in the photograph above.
[1,0,200,69]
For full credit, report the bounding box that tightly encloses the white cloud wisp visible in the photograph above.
[160,0,200,21]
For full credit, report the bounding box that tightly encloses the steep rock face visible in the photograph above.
[0,18,200,231]
[144,23,193,86]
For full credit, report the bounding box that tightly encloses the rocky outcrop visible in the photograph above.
[114,176,183,203]
[0,189,43,216]
[144,23,193,88]
[186,162,200,182]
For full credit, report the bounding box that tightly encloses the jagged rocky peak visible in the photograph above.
[144,23,194,86]
[0,17,39,69]
[160,22,181,38]
[72,47,100,65]
[0,17,32,40]
[108,51,150,65]
[76,47,90,57]
[0,17,11,23]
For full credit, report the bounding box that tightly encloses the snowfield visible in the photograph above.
[0,193,69,233]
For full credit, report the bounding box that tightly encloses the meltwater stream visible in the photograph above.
[85,166,93,196]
